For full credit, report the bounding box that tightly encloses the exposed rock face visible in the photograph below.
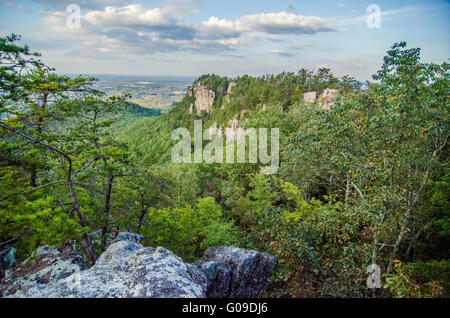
[1,233,276,298]
[319,88,338,110]
[226,82,236,95]
[188,82,216,115]
[303,91,317,104]
[303,89,338,109]
[112,232,143,244]
[192,246,276,298]
[0,247,16,279]
[222,82,237,108]
[189,261,231,298]
[1,242,84,296]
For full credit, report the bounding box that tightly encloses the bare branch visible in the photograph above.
[71,156,101,180]
[351,181,365,201]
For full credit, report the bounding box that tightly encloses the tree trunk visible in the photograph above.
[30,93,48,187]
[68,180,98,264]
[387,169,430,273]
[30,168,37,187]
[1,123,99,264]
[137,192,147,233]
[101,168,114,248]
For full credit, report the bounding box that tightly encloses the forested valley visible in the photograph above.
[1,34,449,298]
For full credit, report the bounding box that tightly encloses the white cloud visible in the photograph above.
[241,12,333,34]
[31,0,131,10]
[198,16,240,38]
[291,41,313,49]
[84,5,177,27]
[198,12,334,37]
[270,49,295,57]
[41,4,335,57]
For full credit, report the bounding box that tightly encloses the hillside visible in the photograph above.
[1,36,449,298]
[116,69,356,164]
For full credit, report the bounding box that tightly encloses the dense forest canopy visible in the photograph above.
[1,34,449,297]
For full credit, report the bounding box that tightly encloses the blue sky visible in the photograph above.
[0,0,448,80]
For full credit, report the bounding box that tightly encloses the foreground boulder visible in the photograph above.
[1,242,84,296]
[0,247,16,279]
[1,233,276,298]
[191,246,276,298]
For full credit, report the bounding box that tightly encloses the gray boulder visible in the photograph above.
[1,242,84,297]
[112,232,143,244]
[4,238,203,298]
[2,233,276,298]
[190,261,231,298]
[192,246,276,298]
[0,247,16,279]
[88,230,143,248]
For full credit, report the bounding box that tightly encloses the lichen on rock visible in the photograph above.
[1,233,276,298]
[0,247,16,280]
[1,242,84,297]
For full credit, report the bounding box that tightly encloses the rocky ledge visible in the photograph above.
[0,233,276,298]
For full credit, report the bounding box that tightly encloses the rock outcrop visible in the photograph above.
[303,91,317,104]
[223,82,236,106]
[226,82,236,95]
[0,247,16,279]
[188,82,216,115]
[1,242,84,296]
[191,246,276,298]
[1,233,276,298]
[319,88,338,110]
[303,89,338,109]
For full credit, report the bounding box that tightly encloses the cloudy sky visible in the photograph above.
[0,0,448,80]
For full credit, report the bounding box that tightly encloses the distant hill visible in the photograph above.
[115,69,360,164]
[127,102,162,117]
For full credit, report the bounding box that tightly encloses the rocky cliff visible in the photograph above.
[0,233,276,298]
[187,82,216,115]
[303,88,338,109]
[0,247,16,280]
